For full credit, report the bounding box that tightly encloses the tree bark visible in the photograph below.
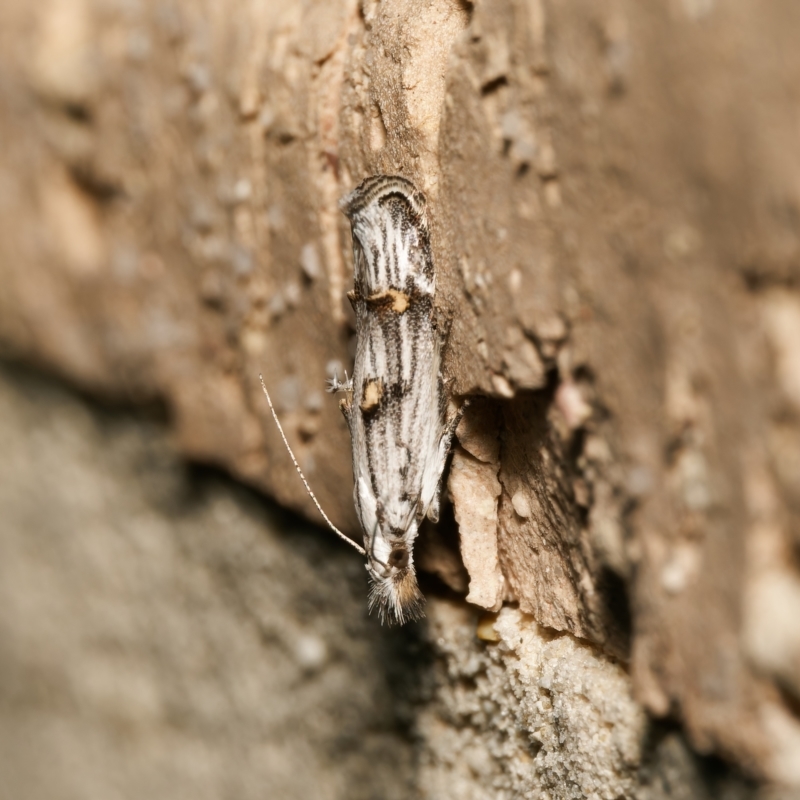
[2,0,800,793]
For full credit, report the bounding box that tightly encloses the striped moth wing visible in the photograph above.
[338,175,464,624]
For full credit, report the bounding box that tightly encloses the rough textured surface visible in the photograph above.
[0,363,418,800]
[449,403,505,611]
[419,603,648,799]
[2,0,800,791]
[0,365,763,799]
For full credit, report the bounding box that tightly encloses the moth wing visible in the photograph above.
[418,390,470,523]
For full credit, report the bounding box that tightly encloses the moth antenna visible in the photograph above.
[259,374,366,557]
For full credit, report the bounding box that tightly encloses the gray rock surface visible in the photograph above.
[0,363,418,800]
[0,362,764,799]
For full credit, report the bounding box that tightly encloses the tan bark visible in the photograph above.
[2,0,800,788]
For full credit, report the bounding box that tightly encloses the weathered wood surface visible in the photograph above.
[2,0,800,784]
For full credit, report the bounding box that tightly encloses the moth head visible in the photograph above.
[366,538,425,625]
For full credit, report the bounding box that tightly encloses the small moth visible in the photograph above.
[261,175,467,624]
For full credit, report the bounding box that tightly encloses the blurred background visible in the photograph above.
[1,0,800,797]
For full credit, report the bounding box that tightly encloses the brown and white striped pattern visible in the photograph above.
[338,175,464,624]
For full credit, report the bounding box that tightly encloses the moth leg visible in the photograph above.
[444,397,471,443]
[424,398,472,523]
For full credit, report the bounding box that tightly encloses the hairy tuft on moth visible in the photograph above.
[262,175,468,625]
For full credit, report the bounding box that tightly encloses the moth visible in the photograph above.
[261,175,467,624]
